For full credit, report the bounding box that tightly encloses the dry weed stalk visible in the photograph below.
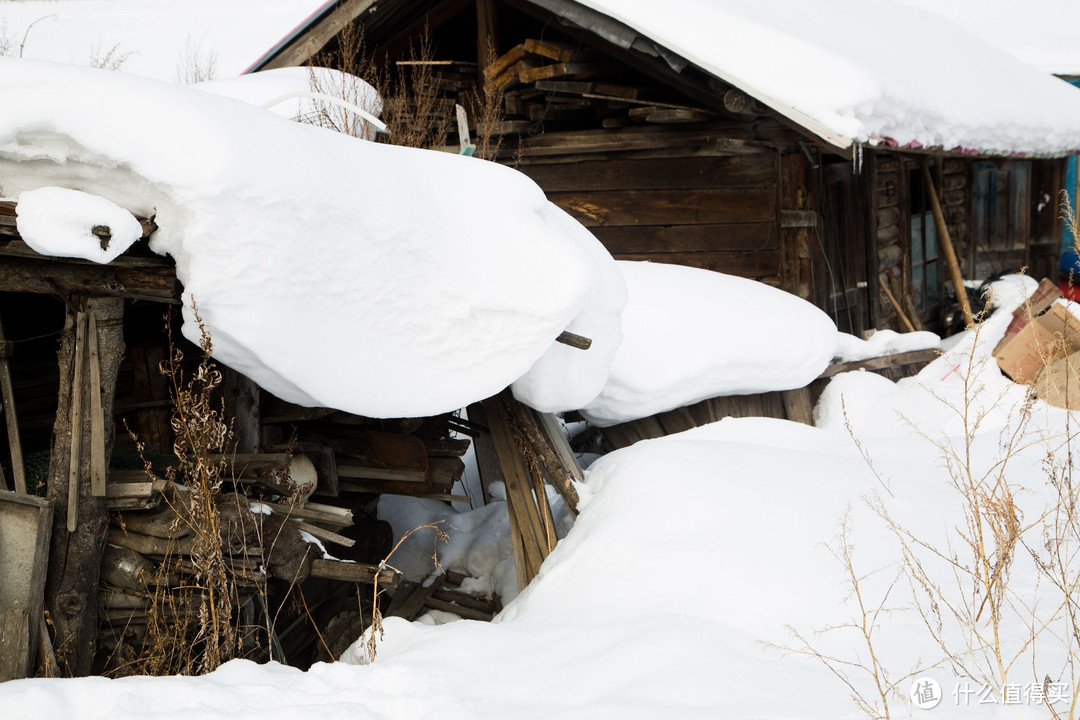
[307,24,382,139]
[463,45,505,161]
[89,42,133,71]
[176,36,217,84]
[768,509,912,720]
[364,521,449,663]
[309,23,451,149]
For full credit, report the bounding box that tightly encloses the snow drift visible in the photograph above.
[0,58,624,418]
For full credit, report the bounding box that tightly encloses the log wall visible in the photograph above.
[516,149,792,289]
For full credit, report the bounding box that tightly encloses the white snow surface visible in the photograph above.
[894,0,1080,76]
[573,0,1080,155]
[0,0,325,82]
[0,58,621,417]
[2,277,1078,717]
[580,261,837,426]
[15,186,142,263]
[834,328,941,362]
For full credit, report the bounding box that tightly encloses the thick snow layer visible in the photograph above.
[0,59,621,417]
[894,0,1080,76]
[574,0,1080,155]
[2,276,1077,718]
[0,0,325,82]
[194,67,384,141]
[510,212,627,412]
[581,261,837,426]
[834,328,941,362]
[15,186,142,263]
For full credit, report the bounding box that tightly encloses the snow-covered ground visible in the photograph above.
[2,275,1078,719]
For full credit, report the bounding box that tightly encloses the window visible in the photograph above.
[909,168,941,314]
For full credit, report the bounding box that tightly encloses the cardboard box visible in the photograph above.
[1034,351,1080,409]
[995,303,1080,384]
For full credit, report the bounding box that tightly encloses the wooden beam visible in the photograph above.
[309,558,400,586]
[476,0,498,76]
[45,296,124,677]
[0,253,178,303]
[258,0,379,71]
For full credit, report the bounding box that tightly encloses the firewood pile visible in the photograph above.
[94,387,583,673]
[388,36,725,147]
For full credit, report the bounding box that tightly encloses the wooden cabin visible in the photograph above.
[251,0,1076,337]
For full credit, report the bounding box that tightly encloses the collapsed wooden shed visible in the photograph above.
[0,200,581,678]
[251,0,1076,337]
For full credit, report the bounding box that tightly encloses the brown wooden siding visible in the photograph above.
[516,151,785,286]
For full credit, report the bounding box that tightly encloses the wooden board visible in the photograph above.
[588,223,777,255]
[0,491,53,680]
[517,154,776,192]
[547,188,774,227]
[610,250,780,279]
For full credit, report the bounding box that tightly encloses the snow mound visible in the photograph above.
[581,261,838,426]
[15,186,143,264]
[0,59,623,418]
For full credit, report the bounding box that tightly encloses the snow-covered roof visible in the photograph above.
[0,0,327,82]
[893,0,1080,77]
[572,0,1080,156]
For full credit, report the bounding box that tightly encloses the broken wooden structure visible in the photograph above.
[251,0,1071,337]
[0,198,584,678]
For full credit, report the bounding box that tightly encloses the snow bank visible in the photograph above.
[581,261,837,426]
[0,59,622,418]
[574,0,1080,155]
[15,186,142,263]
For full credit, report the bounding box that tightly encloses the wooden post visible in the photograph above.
[221,367,261,454]
[44,296,124,677]
[476,0,498,77]
[922,162,973,328]
[0,315,26,494]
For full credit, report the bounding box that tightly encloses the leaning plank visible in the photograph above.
[819,348,941,379]
[309,558,400,587]
[67,310,88,533]
[422,596,493,622]
[0,314,25,494]
[294,521,355,548]
[89,310,106,497]
[386,573,445,621]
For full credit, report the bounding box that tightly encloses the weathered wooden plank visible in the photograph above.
[0,255,178,303]
[89,310,106,498]
[548,188,774,227]
[820,348,940,378]
[0,314,26,493]
[309,558,400,587]
[507,124,761,158]
[0,490,52,680]
[589,223,777,255]
[518,155,776,192]
[386,574,445,621]
[610,250,780,278]
[67,311,87,532]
